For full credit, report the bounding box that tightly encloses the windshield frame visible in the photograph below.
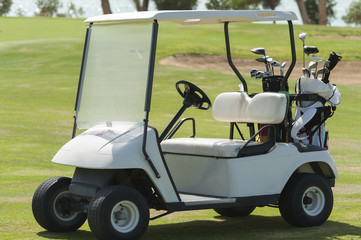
[73,21,158,133]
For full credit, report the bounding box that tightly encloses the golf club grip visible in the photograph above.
[327,52,342,71]
[322,52,341,83]
[322,72,330,83]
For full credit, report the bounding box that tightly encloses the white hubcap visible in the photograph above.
[111,200,139,233]
[302,186,325,216]
[53,191,78,221]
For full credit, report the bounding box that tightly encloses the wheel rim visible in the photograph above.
[111,200,140,233]
[53,191,78,221]
[302,186,325,216]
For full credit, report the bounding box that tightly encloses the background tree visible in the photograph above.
[342,0,361,25]
[295,0,336,25]
[206,0,231,9]
[295,0,310,24]
[318,0,327,25]
[0,0,12,16]
[133,0,149,11]
[304,0,336,25]
[261,0,280,10]
[206,0,280,10]
[101,0,111,14]
[66,2,84,18]
[36,0,61,17]
[231,0,260,9]
[154,0,198,10]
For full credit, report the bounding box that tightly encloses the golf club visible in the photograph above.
[255,56,270,72]
[312,55,323,75]
[271,60,281,76]
[251,47,266,56]
[316,68,329,79]
[304,46,319,67]
[250,68,258,78]
[308,61,317,78]
[299,32,306,68]
[255,71,264,79]
[255,70,271,79]
[267,57,273,75]
[280,62,287,76]
[322,51,342,83]
[302,68,310,78]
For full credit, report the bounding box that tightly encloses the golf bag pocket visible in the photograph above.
[302,106,332,132]
[292,105,332,148]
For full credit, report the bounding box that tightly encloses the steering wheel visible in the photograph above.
[175,80,211,110]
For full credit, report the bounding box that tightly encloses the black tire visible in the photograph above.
[279,173,333,227]
[87,185,150,240]
[32,177,87,232]
[214,206,256,217]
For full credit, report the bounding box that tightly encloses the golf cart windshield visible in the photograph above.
[76,23,152,129]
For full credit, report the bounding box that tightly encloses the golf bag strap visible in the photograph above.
[291,105,335,140]
[294,94,326,105]
[300,106,334,135]
[291,108,317,140]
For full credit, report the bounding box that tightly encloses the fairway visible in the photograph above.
[0,16,361,240]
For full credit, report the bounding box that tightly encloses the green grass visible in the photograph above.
[155,21,361,61]
[0,17,361,239]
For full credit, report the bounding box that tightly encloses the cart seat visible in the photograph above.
[161,92,287,158]
[161,138,248,158]
[212,91,288,124]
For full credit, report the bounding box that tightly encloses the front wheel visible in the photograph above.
[32,177,87,232]
[279,173,333,227]
[87,185,149,240]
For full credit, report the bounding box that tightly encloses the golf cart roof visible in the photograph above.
[84,10,297,24]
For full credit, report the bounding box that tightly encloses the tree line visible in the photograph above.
[1,0,361,25]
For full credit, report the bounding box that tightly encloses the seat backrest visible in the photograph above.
[212,92,287,124]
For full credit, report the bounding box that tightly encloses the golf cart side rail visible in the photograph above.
[84,10,297,24]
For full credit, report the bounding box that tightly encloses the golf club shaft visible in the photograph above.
[303,43,305,68]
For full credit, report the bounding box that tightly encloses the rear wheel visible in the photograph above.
[32,177,87,232]
[214,206,256,217]
[279,173,333,227]
[88,185,149,240]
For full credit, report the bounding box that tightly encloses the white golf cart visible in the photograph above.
[32,10,338,240]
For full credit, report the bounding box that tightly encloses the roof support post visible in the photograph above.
[224,22,248,92]
[282,20,296,91]
[142,20,161,178]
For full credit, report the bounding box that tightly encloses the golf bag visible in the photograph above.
[262,75,286,92]
[291,76,341,148]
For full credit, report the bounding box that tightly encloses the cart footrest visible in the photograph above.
[180,193,236,206]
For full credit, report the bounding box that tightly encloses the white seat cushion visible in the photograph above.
[161,138,246,158]
[212,92,287,124]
